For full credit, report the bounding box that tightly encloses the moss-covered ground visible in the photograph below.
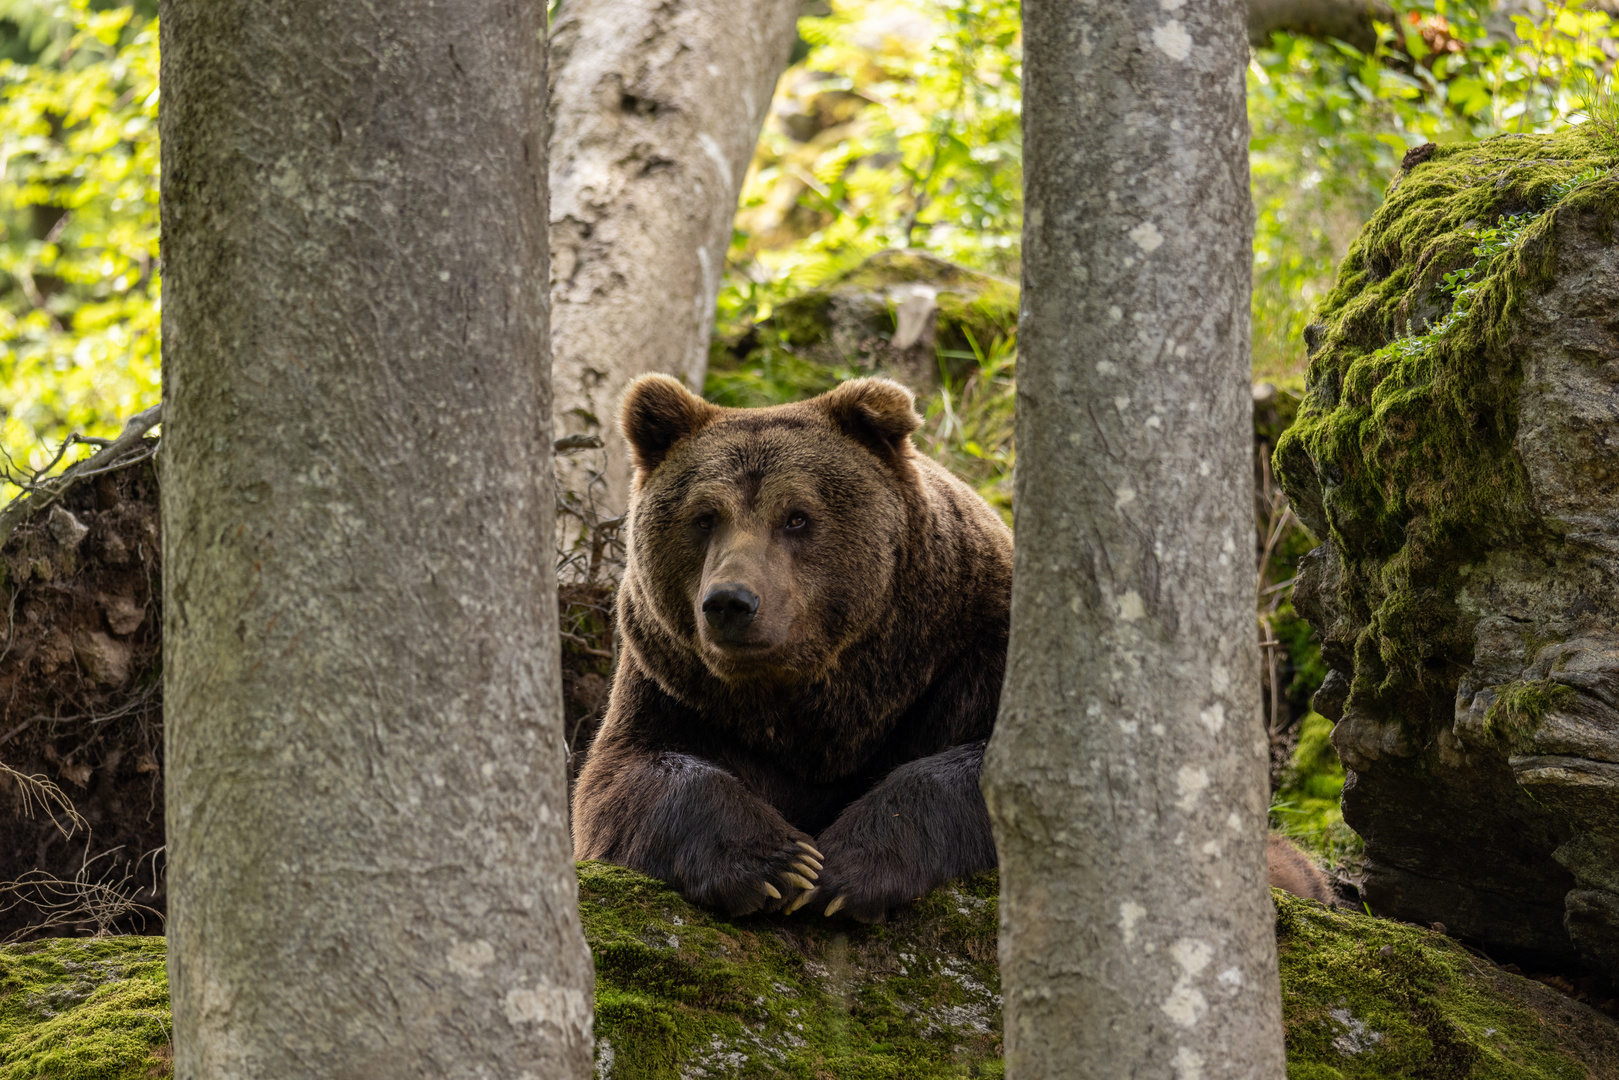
[0,934,169,1079]
[1276,890,1619,1079]
[584,862,1004,1079]
[7,870,1619,1078]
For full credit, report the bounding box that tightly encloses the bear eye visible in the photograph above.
[694,513,716,532]
[785,512,808,531]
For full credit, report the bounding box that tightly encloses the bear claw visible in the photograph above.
[761,882,782,899]
[797,841,824,860]
[784,887,819,915]
[823,895,847,917]
[790,861,820,880]
[798,855,823,872]
[782,871,815,891]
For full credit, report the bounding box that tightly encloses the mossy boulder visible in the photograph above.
[707,250,1018,407]
[1272,131,1619,976]
[8,870,1619,1078]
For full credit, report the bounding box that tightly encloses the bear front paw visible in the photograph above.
[797,841,925,924]
[681,836,824,917]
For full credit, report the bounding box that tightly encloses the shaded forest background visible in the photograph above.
[0,0,1615,891]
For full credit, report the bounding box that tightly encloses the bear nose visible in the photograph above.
[702,584,760,640]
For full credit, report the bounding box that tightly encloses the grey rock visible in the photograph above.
[1280,155,1619,978]
[46,505,88,550]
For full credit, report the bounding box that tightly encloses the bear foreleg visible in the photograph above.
[809,740,996,922]
[573,749,824,916]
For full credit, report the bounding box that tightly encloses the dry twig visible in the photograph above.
[0,845,164,941]
[0,760,86,839]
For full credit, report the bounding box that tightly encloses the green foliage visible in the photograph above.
[720,0,1021,335]
[725,0,1619,395]
[1568,61,1619,151]
[1273,130,1619,726]
[1249,0,1618,382]
[1269,601,1329,721]
[1272,713,1361,870]
[917,327,1015,520]
[0,935,170,1079]
[0,0,158,482]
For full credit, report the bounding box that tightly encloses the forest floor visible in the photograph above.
[4,869,1619,1079]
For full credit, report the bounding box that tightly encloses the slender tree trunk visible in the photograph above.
[980,1,1286,1077]
[548,0,800,549]
[160,4,593,1077]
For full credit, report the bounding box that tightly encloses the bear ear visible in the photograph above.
[820,378,921,465]
[619,374,718,475]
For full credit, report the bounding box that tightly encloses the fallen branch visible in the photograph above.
[1248,0,1395,52]
[0,402,162,548]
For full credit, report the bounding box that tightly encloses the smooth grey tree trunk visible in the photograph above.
[160,3,593,1077]
[548,0,800,552]
[980,1,1286,1077]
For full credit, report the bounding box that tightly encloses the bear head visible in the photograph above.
[618,374,923,690]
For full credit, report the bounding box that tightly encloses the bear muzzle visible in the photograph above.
[702,583,761,644]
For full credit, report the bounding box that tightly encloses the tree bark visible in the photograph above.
[548,0,800,547]
[160,3,593,1077]
[980,1,1286,1077]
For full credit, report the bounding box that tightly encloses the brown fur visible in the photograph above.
[574,374,1330,920]
[1268,833,1336,904]
[573,376,1011,920]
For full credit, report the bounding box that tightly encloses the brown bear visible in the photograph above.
[572,374,1337,920]
[1267,833,1336,905]
[572,375,1009,921]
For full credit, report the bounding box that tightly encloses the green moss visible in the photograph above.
[706,250,1017,409]
[9,873,1619,1078]
[0,935,170,1079]
[578,862,1003,1080]
[1482,678,1579,749]
[1276,889,1605,1078]
[1273,131,1619,727]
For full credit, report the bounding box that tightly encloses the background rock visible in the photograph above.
[0,448,165,941]
[707,248,1018,403]
[1275,130,1619,977]
[0,439,622,941]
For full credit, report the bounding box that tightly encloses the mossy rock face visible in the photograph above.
[1273,131,1619,977]
[708,250,1018,407]
[6,877,1619,1078]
